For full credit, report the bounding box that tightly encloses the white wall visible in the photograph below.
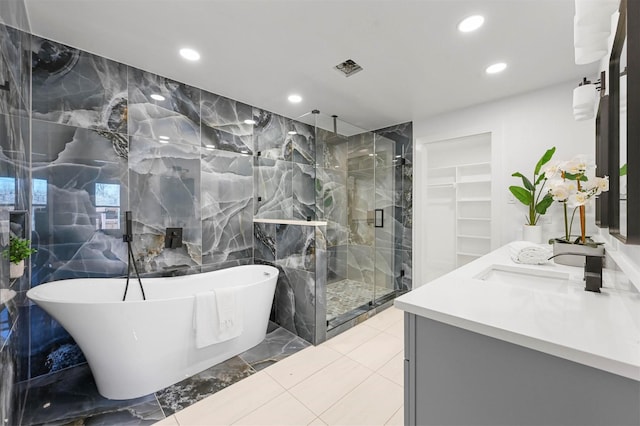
[413,80,597,284]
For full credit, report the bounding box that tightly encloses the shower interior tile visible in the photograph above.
[292,162,316,221]
[252,108,291,161]
[290,120,315,165]
[254,157,292,219]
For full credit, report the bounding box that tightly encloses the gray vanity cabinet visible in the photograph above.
[404,313,640,426]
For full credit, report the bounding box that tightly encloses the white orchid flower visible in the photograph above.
[567,191,590,208]
[541,161,561,179]
[548,180,571,201]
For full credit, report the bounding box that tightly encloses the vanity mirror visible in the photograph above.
[609,0,640,243]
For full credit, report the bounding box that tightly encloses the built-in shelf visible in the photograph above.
[457,235,491,240]
[253,218,328,226]
[456,251,484,257]
[425,133,492,275]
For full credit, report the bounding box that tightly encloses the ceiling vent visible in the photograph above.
[335,59,363,77]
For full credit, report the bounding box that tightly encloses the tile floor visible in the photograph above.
[156,306,405,426]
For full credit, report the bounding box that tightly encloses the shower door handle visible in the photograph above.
[374,209,384,228]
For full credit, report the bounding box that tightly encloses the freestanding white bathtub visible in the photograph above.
[26,264,278,400]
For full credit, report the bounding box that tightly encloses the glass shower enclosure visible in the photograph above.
[303,112,398,329]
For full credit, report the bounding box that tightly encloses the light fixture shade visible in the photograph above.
[575,0,620,26]
[575,46,608,64]
[573,84,597,109]
[574,16,610,48]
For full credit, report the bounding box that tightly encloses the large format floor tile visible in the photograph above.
[321,323,381,355]
[318,373,403,426]
[174,371,284,425]
[289,355,373,415]
[232,391,316,425]
[345,330,403,370]
[377,352,404,386]
[264,345,342,389]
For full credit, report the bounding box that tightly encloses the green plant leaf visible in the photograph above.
[535,193,554,214]
[535,172,547,185]
[534,147,556,175]
[620,163,627,176]
[512,172,534,191]
[509,186,532,206]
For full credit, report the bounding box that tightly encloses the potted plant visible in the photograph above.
[545,155,609,266]
[509,147,556,243]
[3,236,37,278]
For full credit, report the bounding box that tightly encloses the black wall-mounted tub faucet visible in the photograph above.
[548,252,605,293]
[165,227,183,249]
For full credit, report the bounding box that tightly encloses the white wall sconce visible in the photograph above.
[573,74,604,120]
[574,0,620,64]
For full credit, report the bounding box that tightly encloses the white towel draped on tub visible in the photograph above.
[193,289,243,349]
[509,241,552,265]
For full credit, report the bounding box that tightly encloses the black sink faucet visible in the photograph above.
[548,253,605,293]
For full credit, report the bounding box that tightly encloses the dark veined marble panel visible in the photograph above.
[0,113,30,212]
[0,24,28,117]
[271,265,317,344]
[347,168,374,246]
[290,120,315,165]
[316,167,348,246]
[201,148,253,265]
[347,244,375,285]
[254,157,292,219]
[30,120,129,285]
[201,92,253,155]
[315,128,348,170]
[327,244,347,284]
[347,132,375,171]
[275,224,315,272]
[17,363,163,426]
[252,108,291,161]
[238,323,311,371]
[292,162,315,221]
[156,356,254,416]
[31,36,128,134]
[253,222,275,263]
[0,0,30,33]
[375,247,395,294]
[128,68,200,145]
[129,136,201,272]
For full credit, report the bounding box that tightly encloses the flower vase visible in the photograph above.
[522,225,543,244]
[551,240,604,267]
[9,260,24,279]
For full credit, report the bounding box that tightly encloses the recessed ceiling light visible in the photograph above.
[288,130,297,135]
[240,150,249,154]
[205,144,215,148]
[458,15,485,33]
[179,48,200,61]
[486,62,507,74]
[159,135,170,140]
[288,94,302,103]
[150,94,165,101]
[158,139,169,144]
[244,119,256,125]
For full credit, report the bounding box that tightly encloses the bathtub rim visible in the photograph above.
[26,264,280,305]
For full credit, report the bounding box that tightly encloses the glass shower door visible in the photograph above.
[309,113,396,329]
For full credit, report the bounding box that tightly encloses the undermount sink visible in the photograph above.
[473,264,573,292]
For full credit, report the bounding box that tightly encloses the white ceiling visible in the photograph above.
[24,0,599,131]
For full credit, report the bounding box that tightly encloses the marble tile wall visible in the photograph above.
[254,222,326,345]
[5,28,318,385]
[0,1,30,423]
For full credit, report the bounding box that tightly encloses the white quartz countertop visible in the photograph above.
[395,244,640,381]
